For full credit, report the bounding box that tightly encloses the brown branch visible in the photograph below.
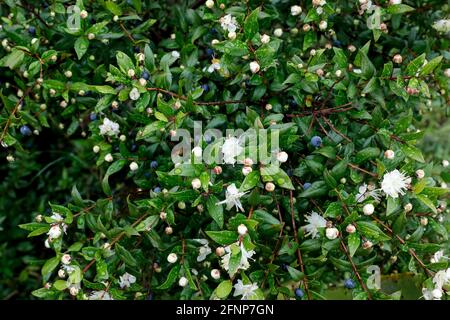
[0,89,30,143]
[289,190,311,300]
[371,216,433,277]
[321,115,352,143]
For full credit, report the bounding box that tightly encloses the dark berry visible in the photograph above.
[206,48,214,57]
[310,136,322,147]
[28,26,36,35]
[20,125,32,136]
[281,263,288,271]
[201,84,209,92]
[287,169,293,177]
[89,113,97,121]
[141,71,150,80]
[344,279,356,289]
[211,28,218,34]
[333,40,342,48]
[289,99,299,108]
[295,288,304,298]
[303,182,312,190]
[153,187,161,193]
[150,161,158,169]
[131,144,137,152]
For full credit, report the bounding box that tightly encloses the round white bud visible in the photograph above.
[228,31,236,40]
[160,212,167,220]
[242,166,253,176]
[363,203,375,216]
[274,28,283,37]
[265,182,275,192]
[61,254,71,265]
[165,226,173,235]
[277,151,288,163]
[415,169,425,179]
[104,153,113,162]
[192,178,201,189]
[384,150,395,159]
[346,224,356,234]
[250,61,260,74]
[238,224,248,235]
[211,269,221,279]
[206,0,214,9]
[167,253,178,263]
[93,145,100,153]
[404,203,413,212]
[260,34,270,44]
[127,69,135,78]
[80,10,88,19]
[129,162,139,171]
[178,277,188,287]
[291,5,302,16]
[325,227,339,240]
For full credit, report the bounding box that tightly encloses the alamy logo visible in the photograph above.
[66,5,81,31]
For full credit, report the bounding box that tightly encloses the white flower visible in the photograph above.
[432,19,450,33]
[381,170,411,198]
[220,14,238,33]
[47,225,62,240]
[233,279,258,300]
[431,250,447,264]
[422,288,435,300]
[325,227,339,240]
[205,0,214,9]
[443,160,449,167]
[260,34,270,44]
[129,87,140,101]
[355,183,381,203]
[221,136,244,165]
[171,50,180,59]
[119,272,136,289]
[99,118,120,137]
[89,290,113,300]
[208,58,221,73]
[195,239,212,262]
[216,183,247,212]
[302,211,327,238]
[220,242,255,276]
[249,61,260,73]
[363,203,375,215]
[291,5,302,16]
[432,268,450,290]
[50,213,64,222]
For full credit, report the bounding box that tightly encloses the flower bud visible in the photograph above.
[228,31,236,40]
[415,169,425,179]
[165,226,173,235]
[129,162,139,171]
[319,20,328,30]
[274,28,283,37]
[61,254,71,265]
[325,227,339,240]
[167,253,178,263]
[192,178,201,189]
[265,103,272,110]
[265,182,275,192]
[242,166,253,176]
[213,166,222,174]
[404,203,413,212]
[58,269,66,278]
[93,145,100,153]
[237,224,248,236]
[384,149,395,159]
[104,153,113,162]
[393,54,403,64]
[179,277,188,287]
[277,151,288,163]
[215,247,225,256]
[211,269,221,279]
[362,241,373,249]
[80,10,88,19]
[128,69,135,78]
[363,203,375,216]
[420,217,428,226]
[291,5,302,16]
[69,286,79,296]
[250,61,260,74]
[346,224,356,234]
[87,33,95,40]
[243,158,254,166]
[260,34,270,44]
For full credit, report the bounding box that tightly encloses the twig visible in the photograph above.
[289,191,311,300]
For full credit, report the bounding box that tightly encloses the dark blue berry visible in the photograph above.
[289,99,299,108]
[89,113,97,121]
[211,28,218,35]
[295,288,304,298]
[150,161,158,169]
[153,187,161,193]
[28,26,36,35]
[20,125,32,136]
[333,40,342,48]
[141,71,150,80]
[133,46,140,53]
[344,279,356,289]
[201,84,209,92]
[206,48,214,57]
[131,144,137,152]
[281,263,288,271]
[204,135,212,144]
[303,182,312,190]
[310,136,322,147]
[287,169,293,177]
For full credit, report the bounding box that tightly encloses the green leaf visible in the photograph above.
[115,243,138,266]
[135,215,159,232]
[74,37,89,60]
[223,40,249,56]
[244,8,260,40]
[324,202,342,218]
[355,147,380,164]
[207,196,224,229]
[53,280,69,291]
[405,53,426,76]
[206,231,238,246]
[400,144,425,163]
[42,256,60,276]
[348,233,360,257]
[286,266,304,281]
[156,264,180,290]
[298,181,328,198]
[387,4,415,14]
[240,170,260,192]
[116,51,135,75]
[216,280,232,299]
[416,194,437,214]
[105,1,122,15]
[0,49,25,69]
[355,221,390,241]
[419,56,443,76]
[102,160,126,196]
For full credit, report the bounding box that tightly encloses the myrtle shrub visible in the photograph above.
[1,0,449,300]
